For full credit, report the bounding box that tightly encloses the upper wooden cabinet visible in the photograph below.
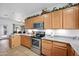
[73,6,79,29]
[32,16,43,23]
[42,13,52,29]
[25,18,33,29]
[63,6,79,29]
[25,16,44,29]
[51,10,63,29]
[25,5,79,29]
[32,16,44,29]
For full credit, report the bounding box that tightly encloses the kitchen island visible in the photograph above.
[9,34,32,48]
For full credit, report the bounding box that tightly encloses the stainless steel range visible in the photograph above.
[31,31,45,55]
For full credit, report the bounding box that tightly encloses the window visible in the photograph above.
[3,25,7,35]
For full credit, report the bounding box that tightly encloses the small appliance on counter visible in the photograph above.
[31,31,45,55]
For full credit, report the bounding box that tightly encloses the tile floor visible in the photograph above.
[0,39,39,56]
[0,46,39,56]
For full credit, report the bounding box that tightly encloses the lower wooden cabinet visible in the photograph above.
[52,46,67,56]
[42,39,52,56]
[70,47,75,56]
[52,41,68,56]
[41,39,75,56]
[75,52,79,56]
[67,45,75,56]
[10,35,21,48]
[21,35,32,48]
[42,48,52,56]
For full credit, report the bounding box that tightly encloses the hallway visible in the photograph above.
[0,39,10,52]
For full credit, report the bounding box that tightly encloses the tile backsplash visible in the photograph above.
[26,29,79,38]
[45,29,79,37]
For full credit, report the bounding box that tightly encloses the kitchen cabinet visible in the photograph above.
[41,39,75,56]
[67,45,75,56]
[32,16,43,23]
[73,5,79,29]
[25,5,79,29]
[25,18,33,29]
[42,39,52,56]
[70,48,75,56]
[10,35,21,48]
[51,10,63,29]
[63,6,79,29]
[52,41,68,56]
[25,19,33,29]
[43,13,52,29]
[25,13,52,29]
[21,35,32,48]
[75,52,79,56]
[25,16,44,29]
[32,16,44,29]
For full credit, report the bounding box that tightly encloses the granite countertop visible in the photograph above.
[42,36,79,55]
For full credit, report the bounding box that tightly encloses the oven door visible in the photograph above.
[32,38,40,49]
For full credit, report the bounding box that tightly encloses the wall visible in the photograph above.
[55,29,79,37]
[26,3,70,18]
[25,3,67,18]
[0,17,22,36]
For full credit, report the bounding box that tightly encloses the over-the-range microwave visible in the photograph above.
[33,22,44,29]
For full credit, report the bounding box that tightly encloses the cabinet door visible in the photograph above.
[70,47,75,56]
[52,41,67,56]
[32,16,43,23]
[25,36,32,48]
[42,40,52,56]
[21,36,27,45]
[10,35,21,48]
[42,48,52,56]
[73,6,79,29]
[43,13,52,29]
[21,35,32,48]
[51,10,63,29]
[63,7,78,29]
[52,45,67,56]
[25,19,29,28]
[25,19,33,29]
[67,45,75,56]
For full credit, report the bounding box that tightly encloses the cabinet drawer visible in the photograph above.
[53,41,67,47]
[42,43,52,49]
[42,39,52,44]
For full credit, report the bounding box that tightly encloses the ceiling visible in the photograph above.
[0,3,56,22]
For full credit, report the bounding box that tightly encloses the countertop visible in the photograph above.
[42,36,79,55]
[0,35,9,39]
[11,34,33,36]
